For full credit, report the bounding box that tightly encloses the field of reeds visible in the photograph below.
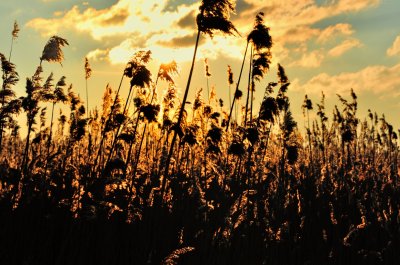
[0,2,399,265]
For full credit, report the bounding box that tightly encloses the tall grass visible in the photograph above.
[0,6,399,265]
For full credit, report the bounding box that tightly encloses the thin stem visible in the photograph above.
[149,75,160,104]
[9,37,14,62]
[226,41,249,131]
[85,78,89,119]
[207,77,210,104]
[125,75,161,174]
[228,83,232,118]
[307,109,313,166]
[94,73,125,170]
[43,102,56,180]
[131,123,147,179]
[244,46,253,127]
[160,29,201,198]
[104,85,134,170]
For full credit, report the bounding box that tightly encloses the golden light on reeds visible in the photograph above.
[0,1,400,264]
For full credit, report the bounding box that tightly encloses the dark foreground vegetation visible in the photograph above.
[1,1,399,264]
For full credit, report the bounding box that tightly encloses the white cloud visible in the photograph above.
[387,35,400,57]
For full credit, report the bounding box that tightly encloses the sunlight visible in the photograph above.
[151,46,195,64]
[108,40,134,64]
[1,1,400,264]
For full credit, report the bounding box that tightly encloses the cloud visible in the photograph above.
[293,63,400,96]
[317,23,354,43]
[328,39,363,57]
[156,32,206,48]
[234,0,378,66]
[276,23,354,49]
[98,9,129,26]
[26,0,380,65]
[86,49,109,61]
[27,0,197,40]
[290,50,324,68]
[108,34,244,64]
[239,0,379,32]
[27,0,208,64]
[278,26,320,44]
[387,35,400,57]
[27,2,132,39]
[177,10,196,29]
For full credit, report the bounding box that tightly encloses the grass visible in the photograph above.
[0,3,399,265]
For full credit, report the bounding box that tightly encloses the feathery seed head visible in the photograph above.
[234,89,243,99]
[204,58,211,77]
[277,64,288,84]
[228,140,245,156]
[259,96,278,123]
[84,57,92,80]
[197,0,238,37]
[227,65,234,85]
[302,95,313,111]
[12,21,20,39]
[40,36,69,64]
[141,104,160,123]
[247,12,272,52]
[207,124,223,144]
[158,60,179,85]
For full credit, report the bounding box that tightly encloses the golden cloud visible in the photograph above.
[387,35,400,57]
[86,48,109,62]
[317,23,354,43]
[26,0,380,65]
[27,0,197,40]
[328,39,363,57]
[27,1,131,39]
[238,0,379,31]
[293,63,400,96]
[289,50,325,68]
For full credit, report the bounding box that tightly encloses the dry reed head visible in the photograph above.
[197,0,238,37]
[0,54,19,88]
[277,63,288,84]
[40,36,69,64]
[162,247,195,265]
[247,12,272,51]
[204,58,211,77]
[252,51,272,81]
[84,57,92,80]
[54,76,68,103]
[12,21,20,39]
[259,97,278,123]
[234,89,243,99]
[227,65,233,85]
[158,60,179,85]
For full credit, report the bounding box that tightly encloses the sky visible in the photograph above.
[1,0,400,133]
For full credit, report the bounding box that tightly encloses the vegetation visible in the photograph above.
[0,4,399,265]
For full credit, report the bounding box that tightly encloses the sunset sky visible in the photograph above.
[0,0,399,131]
